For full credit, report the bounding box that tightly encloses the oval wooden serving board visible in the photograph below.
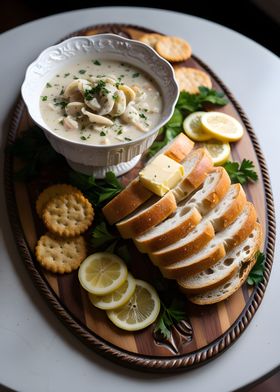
[4,24,276,372]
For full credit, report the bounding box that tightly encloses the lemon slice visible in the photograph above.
[88,273,136,310]
[202,140,231,166]
[201,112,244,142]
[78,252,127,295]
[183,111,211,141]
[106,280,161,331]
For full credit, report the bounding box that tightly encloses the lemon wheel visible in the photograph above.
[202,140,231,166]
[201,112,244,142]
[88,273,136,310]
[106,280,161,331]
[78,252,127,295]
[183,111,211,141]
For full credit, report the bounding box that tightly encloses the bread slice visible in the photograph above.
[102,133,194,225]
[159,202,257,277]
[134,206,202,253]
[183,166,230,215]
[133,167,228,254]
[188,224,263,305]
[150,220,215,266]
[172,148,213,203]
[178,223,262,295]
[116,191,177,238]
[206,184,247,232]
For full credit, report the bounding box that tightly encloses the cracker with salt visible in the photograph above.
[42,193,94,237]
[35,232,86,273]
[139,33,163,48]
[36,184,82,217]
[174,67,212,93]
[155,36,192,62]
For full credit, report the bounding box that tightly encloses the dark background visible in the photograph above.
[1,1,279,391]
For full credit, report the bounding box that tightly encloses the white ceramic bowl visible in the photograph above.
[21,34,179,178]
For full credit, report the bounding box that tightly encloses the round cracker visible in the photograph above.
[36,184,82,217]
[35,232,86,273]
[42,193,94,237]
[139,33,163,48]
[155,36,192,62]
[174,67,212,93]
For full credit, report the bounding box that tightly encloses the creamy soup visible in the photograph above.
[40,60,162,145]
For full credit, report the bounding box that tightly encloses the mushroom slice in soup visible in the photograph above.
[110,90,126,116]
[64,79,90,102]
[98,84,117,116]
[121,102,147,132]
[65,102,85,116]
[63,116,79,130]
[81,107,114,126]
[118,84,136,104]
[85,97,101,112]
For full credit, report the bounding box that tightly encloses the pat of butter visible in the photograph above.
[139,154,184,196]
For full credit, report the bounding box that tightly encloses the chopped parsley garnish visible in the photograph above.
[59,89,64,96]
[223,159,258,185]
[64,73,70,77]
[54,100,68,109]
[84,80,109,100]
[132,72,140,78]
[79,69,86,74]
[112,93,118,101]
[73,76,78,80]
[100,131,106,136]
[56,74,60,77]
[93,60,101,66]
[139,113,147,120]
[117,129,123,135]
[41,96,48,101]
[46,83,52,88]
[124,137,132,141]
[80,135,87,140]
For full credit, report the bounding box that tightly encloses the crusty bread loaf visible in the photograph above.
[184,166,230,215]
[206,184,247,232]
[150,220,215,266]
[134,167,229,254]
[178,223,262,294]
[157,201,257,275]
[102,133,194,225]
[188,224,262,304]
[172,148,213,203]
[116,191,177,238]
[134,206,202,253]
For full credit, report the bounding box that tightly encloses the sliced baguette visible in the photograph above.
[172,148,213,203]
[188,224,262,304]
[183,166,230,215]
[150,220,215,266]
[134,206,202,253]
[159,202,257,277]
[116,191,177,238]
[134,167,228,253]
[178,223,262,294]
[206,184,247,232]
[102,133,194,225]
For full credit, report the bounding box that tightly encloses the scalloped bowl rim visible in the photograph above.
[21,33,179,149]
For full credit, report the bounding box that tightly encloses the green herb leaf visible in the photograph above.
[64,73,70,77]
[79,69,86,74]
[93,60,101,66]
[247,252,265,285]
[223,159,258,185]
[132,72,140,78]
[46,83,52,88]
[41,96,48,101]
[8,127,64,180]
[91,222,119,249]
[154,298,186,339]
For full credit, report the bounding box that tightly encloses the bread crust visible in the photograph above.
[161,243,226,279]
[116,191,177,239]
[225,202,257,251]
[201,167,231,212]
[102,133,194,225]
[150,221,215,266]
[134,207,202,253]
[212,184,247,231]
[188,223,263,304]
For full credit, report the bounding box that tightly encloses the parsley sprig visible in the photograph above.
[247,252,265,285]
[69,170,123,207]
[84,80,109,100]
[148,87,228,157]
[223,159,258,185]
[154,298,186,339]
